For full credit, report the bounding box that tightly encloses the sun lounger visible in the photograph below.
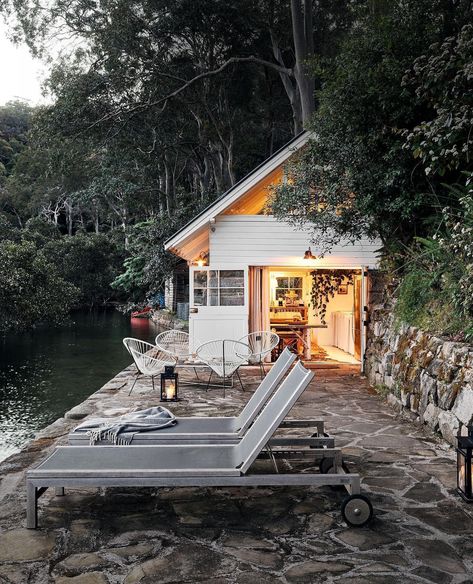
[26,363,373,528]
[68,348,329,445]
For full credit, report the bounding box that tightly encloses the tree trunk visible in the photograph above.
[224,131,235,187]
[291,0,315,126]
[12,208,23,228]
[158,172,166,213]
[122,206,129,249]
[65,199,73,236]
[203,155,212,198]
[164,152,174,216]
[210,149,225,193]
[53,202,61,226]
[270,29,303,134]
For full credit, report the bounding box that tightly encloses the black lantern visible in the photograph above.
[456,426,473,502]
[160,366,179,402]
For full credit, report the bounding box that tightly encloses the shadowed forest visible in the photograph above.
[0,0,472,338]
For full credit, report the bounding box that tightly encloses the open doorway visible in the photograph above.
[249,267,363,365]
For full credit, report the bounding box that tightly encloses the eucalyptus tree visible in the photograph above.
[0,0,366,301]
[0,101,33,226]
[270,0,473,254]
[1,0,354,136]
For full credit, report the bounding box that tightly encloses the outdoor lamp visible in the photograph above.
[196,252,208,267]
[160,366,179,402]
[456,426,473,502]
[303,247,316,260]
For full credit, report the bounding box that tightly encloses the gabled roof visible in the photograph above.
[165,131,311,257]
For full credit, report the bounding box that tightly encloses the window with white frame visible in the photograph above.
[193,270,244,306]
[274,276,303,302]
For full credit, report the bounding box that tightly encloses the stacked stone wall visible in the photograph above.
[365,272,473,444]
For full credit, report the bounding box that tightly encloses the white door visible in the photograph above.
[189,266,249,351]
[360,266,369,372]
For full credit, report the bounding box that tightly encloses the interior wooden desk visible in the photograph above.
[271,323,328,360]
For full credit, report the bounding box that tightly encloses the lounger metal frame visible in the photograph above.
[69,428,333,447]
[68,348,331,451]
[69,348,299,444]
[27,363,373,529]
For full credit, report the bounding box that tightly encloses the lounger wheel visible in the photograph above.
[319,458,350,490]
[341,494,373,527]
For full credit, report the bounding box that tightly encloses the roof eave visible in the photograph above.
[164,131,311,253]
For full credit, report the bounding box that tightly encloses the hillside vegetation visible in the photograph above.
[0,1,472,335]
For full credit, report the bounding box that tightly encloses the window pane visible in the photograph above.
[275,288,286,300]
[220,288,244,306]
[193,289,207,306]
[276,288,303,302]
[290,277,303,288]
[291,288,303,300]
[208,270,218,288]
[209,289,219,306]
[276,277,289,289]
[193,270,207,288]
[220,270,244,288]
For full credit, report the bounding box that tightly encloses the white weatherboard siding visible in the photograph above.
[209,216,380,269]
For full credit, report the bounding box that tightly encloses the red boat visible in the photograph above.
[131,306,152,318]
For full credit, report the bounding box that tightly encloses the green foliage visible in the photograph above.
[22,216,61,247]
[310,269,357,324]
[395,175,473,339]
[0,214,123,331]
[0,101,31,179]
[44,233,125,306]
[0,213,20,242]
[2,0,473,334]
[112,206,196,302]
[0,240,78,333]
[395,261,466,338]
[0,101,34,224]
[403,24,473,179]
[270,1,472,251]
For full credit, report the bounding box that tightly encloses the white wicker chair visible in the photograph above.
[155,330,191,359]
[238,331,280,379]
[123,338,177,395]
[196,339,251,396]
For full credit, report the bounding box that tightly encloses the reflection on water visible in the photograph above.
[0,310,160,462]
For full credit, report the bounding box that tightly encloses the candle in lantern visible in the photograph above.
[166,381,176,401]
[456,428,473,502]
[458,463,466,491]
[161,366,178,402]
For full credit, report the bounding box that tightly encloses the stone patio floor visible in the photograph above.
[1,363,473,584]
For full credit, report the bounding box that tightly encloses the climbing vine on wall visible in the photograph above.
[310,269,359,324]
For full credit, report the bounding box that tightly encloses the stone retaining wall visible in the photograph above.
[151,309,188,331]
[365,273,473,445]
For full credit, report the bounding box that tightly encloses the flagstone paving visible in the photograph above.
[1,363,473,584]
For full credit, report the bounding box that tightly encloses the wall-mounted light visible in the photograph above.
[195,251,208,267]
[303,247,316,260]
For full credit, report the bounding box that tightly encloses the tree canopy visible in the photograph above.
[270,1,473,252]
[1,0,473,338]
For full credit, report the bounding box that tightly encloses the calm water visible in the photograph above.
[0,310,160,462]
